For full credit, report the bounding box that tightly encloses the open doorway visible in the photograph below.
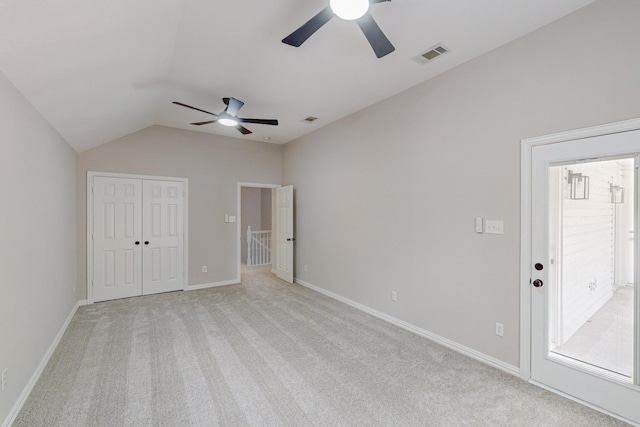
[237,183,279,282]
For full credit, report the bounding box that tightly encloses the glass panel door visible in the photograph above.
[530,128,640,425]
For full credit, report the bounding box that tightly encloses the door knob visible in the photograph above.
[144,241,149,245]
[535,263,544,271]
[287,238,295,241]
[533,279,544,288]
[135,241,140,245]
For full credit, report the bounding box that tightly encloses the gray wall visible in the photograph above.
[241,187,263,263]
[283,0,640,367]
[0,70,78,424]
[77,125,283,296]
[261,188,273,231]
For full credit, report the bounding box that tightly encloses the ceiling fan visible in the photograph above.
[282,0,395,58]
[172,97,278,135]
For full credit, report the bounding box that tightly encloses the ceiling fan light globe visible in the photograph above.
[218,112,239,127]
[219,118,238,127]
[330,0,369,20]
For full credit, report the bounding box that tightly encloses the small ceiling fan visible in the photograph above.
[282,0,395,58]
[172,97,278,135]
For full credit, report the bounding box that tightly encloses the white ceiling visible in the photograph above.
[0,0,595,152]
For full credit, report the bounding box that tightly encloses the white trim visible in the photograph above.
[185,279,240,291]
[529,380,639,426]
[522,118,640,147]
[520,138,533,381]
[520,119,640,397]
[295,278,520,377]
[236,182,280,281]
[86,172,189,304]
[2,300,88,427]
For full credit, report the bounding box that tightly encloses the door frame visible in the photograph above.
[520,118,640,381]
[236,182,281,281]
[87,171,189,304]
[520,119,640,414]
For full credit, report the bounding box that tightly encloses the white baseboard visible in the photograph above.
[295,278,520,377]
[185,278,240,291]
[3,300,84,427]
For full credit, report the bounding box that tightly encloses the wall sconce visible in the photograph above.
[568,170,589,200]
[610,184,625,204]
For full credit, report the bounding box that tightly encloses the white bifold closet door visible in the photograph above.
[92,176,184,302]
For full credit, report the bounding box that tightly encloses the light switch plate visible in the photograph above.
[475,216,483,233]
[229,215,237,223]
[485,220,504,234]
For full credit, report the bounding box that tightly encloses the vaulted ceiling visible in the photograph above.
[0,0,594,152]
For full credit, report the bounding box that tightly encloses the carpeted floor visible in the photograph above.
[14,265,628,426]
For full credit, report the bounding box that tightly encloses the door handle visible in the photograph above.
[533,279,544,288]
[144,241,149,245]
[135,241,140,245]
[286,238,295,241]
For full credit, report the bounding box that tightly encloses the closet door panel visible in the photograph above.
[92,177,143,302]
[142,180,185,295]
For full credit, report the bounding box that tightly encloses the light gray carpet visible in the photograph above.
[14,266,628,426]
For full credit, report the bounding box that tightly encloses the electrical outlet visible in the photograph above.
[391,291,397,302]
[495,323,504,337]
[2,369,7,392]
[202,266,207,273]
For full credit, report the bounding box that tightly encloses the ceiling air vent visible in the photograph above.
[413,44,449,65]
[302,116,318,123]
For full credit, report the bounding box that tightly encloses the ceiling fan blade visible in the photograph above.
[238,118,279,126]
[282,6,334,47]
[356,14,395,58]
[236,124,253,135]
[172,101,218,116]
[226,97,244,116]
[190,120,217,126]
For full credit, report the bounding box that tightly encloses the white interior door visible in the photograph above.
[92,177,143,302]
[142,180,185,295]
[276,185,294,283]
[531,130,640,424]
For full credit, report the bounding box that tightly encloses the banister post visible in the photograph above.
[247,226,252,266]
